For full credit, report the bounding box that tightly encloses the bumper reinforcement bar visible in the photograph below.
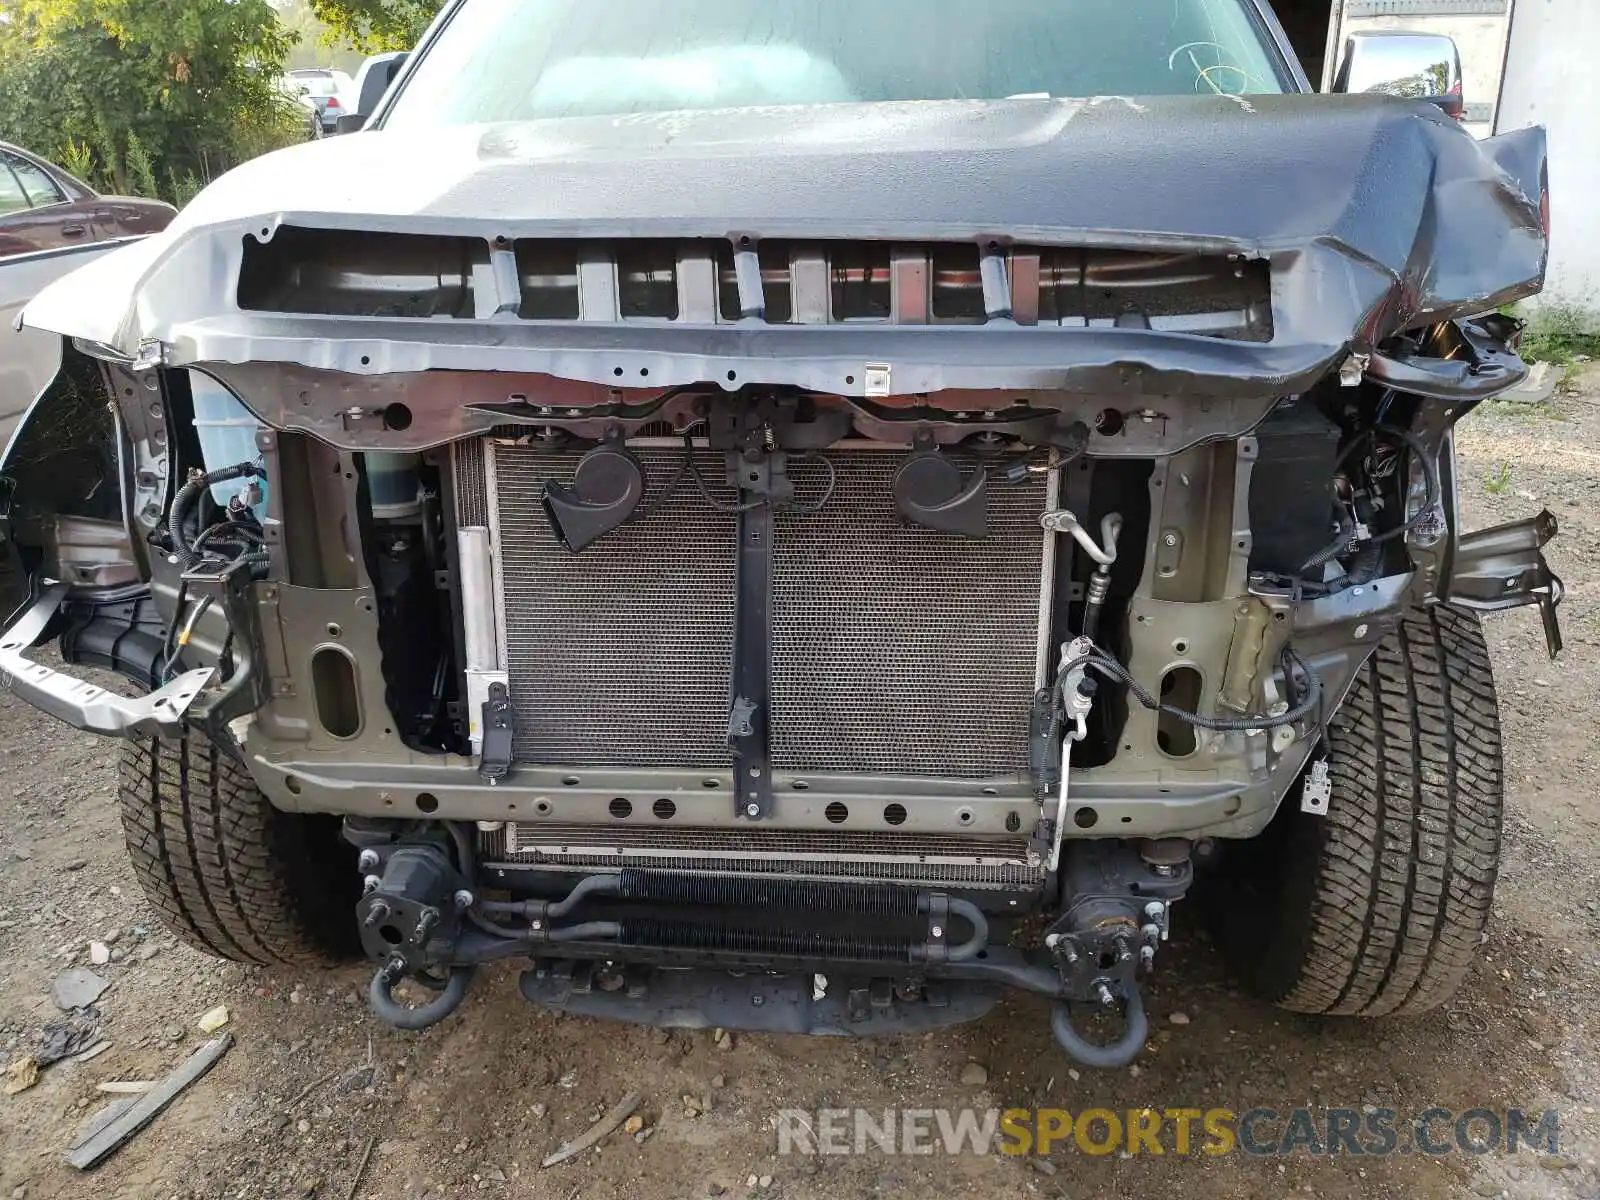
[0,582,212,740]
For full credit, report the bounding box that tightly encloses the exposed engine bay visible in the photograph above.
[0,90,1565,1066]
[0,309,1560,1065]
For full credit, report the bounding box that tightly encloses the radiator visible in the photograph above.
[464,439,1050,779]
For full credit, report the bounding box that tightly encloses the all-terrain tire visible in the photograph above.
[119,731,358,965]
[1213,604,1502,1016]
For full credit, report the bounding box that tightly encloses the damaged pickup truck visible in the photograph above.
[0,0,1564,1067]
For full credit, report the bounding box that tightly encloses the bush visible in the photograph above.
[0,0,296,207]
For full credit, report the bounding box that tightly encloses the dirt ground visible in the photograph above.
[4,371,1600,1200]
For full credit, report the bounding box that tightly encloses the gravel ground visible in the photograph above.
[2,369,1599,1200]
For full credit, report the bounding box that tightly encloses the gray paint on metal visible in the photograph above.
[18,96,1546,407]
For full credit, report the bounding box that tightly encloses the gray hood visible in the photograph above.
[23,93,1546,401]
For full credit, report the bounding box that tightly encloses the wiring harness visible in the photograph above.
[1058,640,1323,736]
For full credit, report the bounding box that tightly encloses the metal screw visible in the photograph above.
[745,802,761,818]
[1353,623,1369,639]
[1095,983,1116,1008]
[357,849,379,873]
[1044,933,1061,949]
[1162,532,1178,547]
[751,994,765,1006]
[1150,863,1176,878]
[531,919,543,931]
[1504,575,1520,589]
[930,925,944,939]
[453,889,475,911]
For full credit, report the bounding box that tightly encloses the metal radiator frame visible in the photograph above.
[466,434,1058,789]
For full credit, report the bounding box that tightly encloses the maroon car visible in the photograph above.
[0,142,175,258]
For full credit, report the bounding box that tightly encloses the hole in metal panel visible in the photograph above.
[652,798,677,820]
[416,792,439,814]
[311,647,361,738]
[930,244,985,322]
[238,226,488,317]
[609,797,633,819]
[883,803,908,827]
[824,802,849,824]
[616,240,679,319]
[514,241,580,319]
[1073,806,1098,829]
[1157,666,1203,758]
[1095,408,1125,437]
[830,243,891,321]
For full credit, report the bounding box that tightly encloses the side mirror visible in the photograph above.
[340,51,410,132]
[1333,31,1464,118]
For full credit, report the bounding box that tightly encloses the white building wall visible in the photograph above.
[1496,0,1600,320]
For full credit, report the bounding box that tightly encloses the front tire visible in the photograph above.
[1214,604,1503,1016]
[119,731,358,965]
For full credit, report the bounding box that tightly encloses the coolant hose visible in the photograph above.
[1050,987,1149,1069]
[368,964,476,1030]
[943,898,990,962]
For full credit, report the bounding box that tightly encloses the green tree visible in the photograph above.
[276,0,366,75]
[308,0,442,54]
[0,0,301,201]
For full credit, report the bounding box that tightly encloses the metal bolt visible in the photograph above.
[1504,575,1520,589]
[357,849,379,873]
[363,900,390,928]
[751,994,765,1007]
[1353,623,1369,639]
[1139,945,1156,969]
[745,802,761,818]
[453,889,475,911]
[1044,933,1061,949]
[1162,532,1178,547]
[361,875,380,895]
[1143,901,1165,920]
[1095,983,1116,1008]
[930,925,944,939]
[1150,863,1176,878]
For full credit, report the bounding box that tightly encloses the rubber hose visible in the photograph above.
[943,899,990,962]
[368,964,476,1030]
[1049,987,1149,1069]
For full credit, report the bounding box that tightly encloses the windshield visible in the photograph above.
[384,0,1288,130]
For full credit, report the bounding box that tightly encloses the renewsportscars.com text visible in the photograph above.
[775,1107,1562,1158]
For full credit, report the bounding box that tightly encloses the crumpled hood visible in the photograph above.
[23,93,1546,400]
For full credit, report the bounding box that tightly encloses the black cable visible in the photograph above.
[167,461,261,566]
[681,429,764,514]
[783,453,837,514]
[1368,423,1441,545]
[159,593,214,683]
[1064,643,1322,733]
[157,579,189,684]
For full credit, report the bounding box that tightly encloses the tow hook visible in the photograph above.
[1050,987,1149,1070]
[1044,841,1188,1068]
[355,841,477,1030]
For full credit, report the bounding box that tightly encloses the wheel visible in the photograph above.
[119,730,359,965]
[1209,604,1503,1016]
